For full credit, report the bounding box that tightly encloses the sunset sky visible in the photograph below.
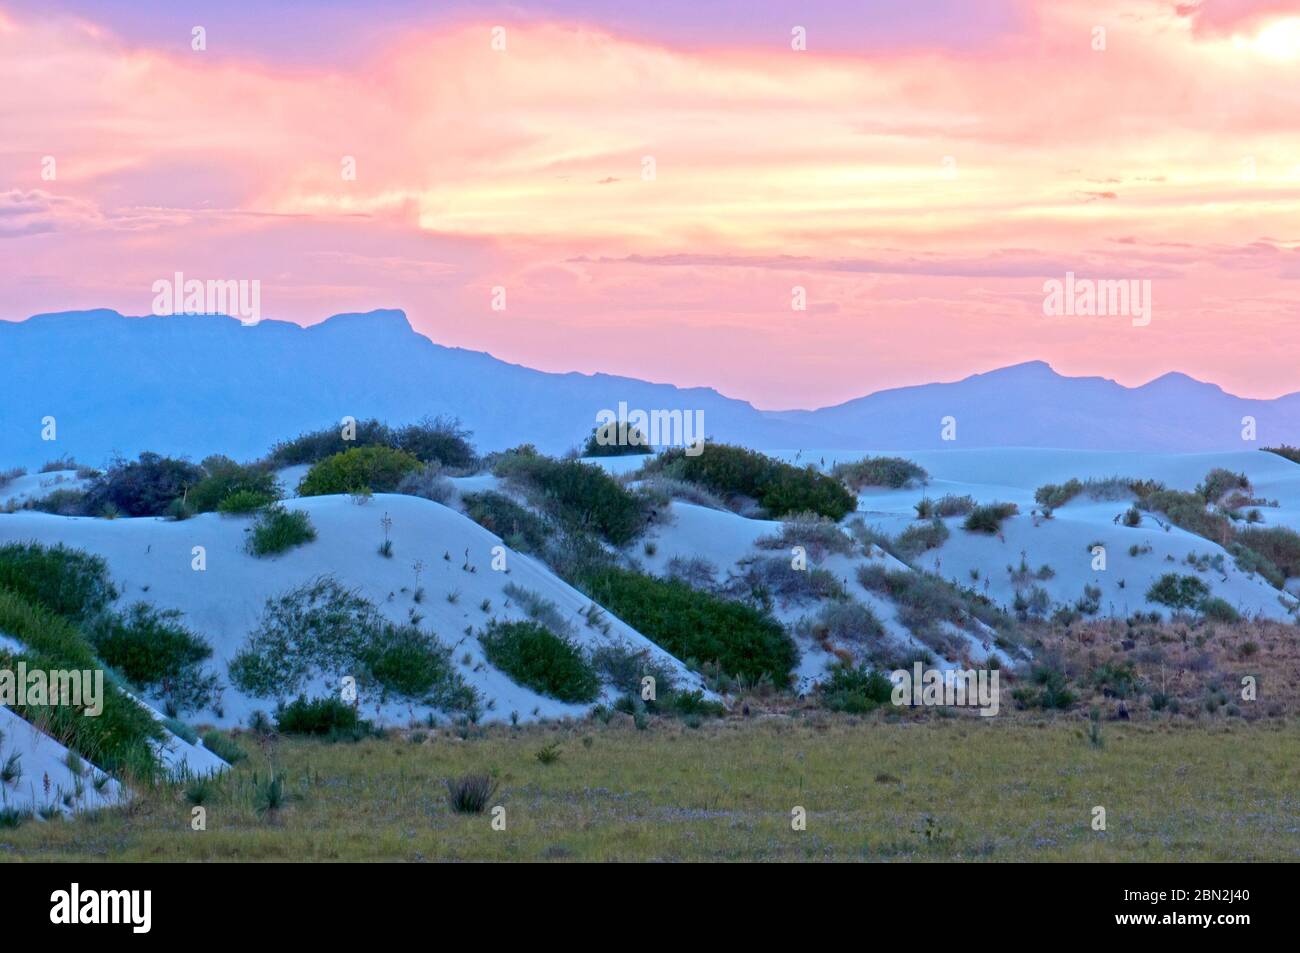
[3,0,1300,408]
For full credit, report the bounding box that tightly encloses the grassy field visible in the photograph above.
[2,715,1298,862]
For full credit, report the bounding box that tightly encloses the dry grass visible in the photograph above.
[1,714,1296,862]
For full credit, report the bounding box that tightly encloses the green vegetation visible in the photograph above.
[1262,445,1300,465]
[189,456,280,513]
[493,450,646,545]
[1145,573,1219,615]
[894,518,950,560]
[461,491,552,554]
[84,603,218,713]
[857,564,1015,657]
[478,620,600,703]
[229,577,473,711]
[582,422,653,457]
[962,502,1019,534]
[575,566,797,687]
[298,446,423,496]
[0,588,163,777]
[269,416,476,470]
[81,452,203,517]
[648,443,855,520]
[275,696,372,738]
[832,456,928,490]
[0,541,118,619]
[819,664,894,713]
[246,504,317,556]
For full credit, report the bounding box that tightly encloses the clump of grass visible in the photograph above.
[820,664,894,713]
[275,695,373,740]
[833,456,928,490]
[535,741,562,764]
[246,504,317,557]
[755,512,855,560]
[962,502,1019,534]
[446,773,498,814]
[202,731,247,764]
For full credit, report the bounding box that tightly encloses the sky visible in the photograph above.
[2,0,1300,409]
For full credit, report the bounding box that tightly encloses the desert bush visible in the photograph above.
[218,488,276,514]
[202,730,247,765]
[494,452,646,545]
[0,466,26,489]
[1145,573,1211,612]
[755,512,855,560]
[1034,479,1084,509]
[81,452,203,517]
[858,564,1014,653]
[84,603,219,713]
[478,619,599,703]
[267,418,394,465]
[663,556,720,591]
[501,583,576,638]
[392,416,477,470]
[590,643,678,696]
[634,476,729,511]
[230,577,472,709]
[246,504,317,556]
[275,695,367,737]
[358,622,475,708]
[833,456,928,490]
[23,488,88,516]
[932,494,976,517]
[446,773,498,814]
[0,541,117,620]
[799,598,886,645]
[298,446,423,496]
[962,502,1019,534]
[820,664,894,713]
[1012,665,1076,710]
[0,588,163,777]
[1196,468,1250,503]
[1139,489,1232,543]
[189,456,280,513]
[582,422,653,457]
[729,554,847,604]
[461,492,551,554]
[576,566,797,687]
[395,461,454,504]
[1235,526,1300,580]
[650,443,855,521]
[894,518,950,561]
[1200,597,1241,623]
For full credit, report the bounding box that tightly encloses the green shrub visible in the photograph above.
[218,488,277,514]
[298,446,422,496]
[275,695,366,736]
[799,598,886,646]
[833,456,928,490]
[0,541,117,620]
[649,444,855,520]
[1034,479,1084,509]
[202,730,247,764]
[446,773,498,814]
[962,502,1019,534]
[229,577,473,710]
[820,664,894,713]
[1196,468,1250,503]
[582,422,653,457]
[1139,489,1232,543]
[894,518,950,561]
[576,566,797,687]
[1199,596,1241,623]
[933,494,976,517]
[754,512,855,560]
[462,492,551,554]
[857,564,1015,655]
[1235,526,1300,579]
[84,603,218,713]
[268,418,395,465]
[1145,573,1211,612]
[478,620,599,702]
[189,456,280,513]
[392,416,477,469]
[82,452,203,517]
[246,504,317,557]
[0,588,163,777]
[1012,665,1075,710]
[493,452,646,545]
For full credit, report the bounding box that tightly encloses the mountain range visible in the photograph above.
[1,308,1296,468]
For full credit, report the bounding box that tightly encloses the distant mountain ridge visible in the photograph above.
[1,309,1297,468]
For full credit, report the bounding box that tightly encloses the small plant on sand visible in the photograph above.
[378,512,393,558]
[246,504,317,557]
